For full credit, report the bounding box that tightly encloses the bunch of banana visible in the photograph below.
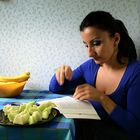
[0,72,30,83]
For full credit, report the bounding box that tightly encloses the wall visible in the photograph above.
[0,0,140,90]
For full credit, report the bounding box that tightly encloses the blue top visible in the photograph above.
[49,59,140,136]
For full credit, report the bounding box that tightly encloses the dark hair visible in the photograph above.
[80,11,137,63]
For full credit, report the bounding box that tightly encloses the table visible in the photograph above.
[0,90,75,140]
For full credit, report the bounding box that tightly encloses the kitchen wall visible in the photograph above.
[0,0,140,90]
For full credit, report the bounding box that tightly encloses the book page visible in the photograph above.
[52,96,97,114]
[38,96,100,120]
[63,113,100,120]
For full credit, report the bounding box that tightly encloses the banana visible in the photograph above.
[0,72,30,82]
[24,72,30,76]
[0,81,17,85]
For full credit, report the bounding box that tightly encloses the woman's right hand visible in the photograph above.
[55,65,73,85]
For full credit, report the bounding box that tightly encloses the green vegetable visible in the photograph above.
[42,111,49,119]
[3,101,55,125]
[13,112,30,125]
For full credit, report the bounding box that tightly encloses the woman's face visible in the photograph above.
[81,27,119,65]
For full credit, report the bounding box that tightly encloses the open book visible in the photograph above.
[38,96,100,120]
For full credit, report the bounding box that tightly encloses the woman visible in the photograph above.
[49,11,140,140]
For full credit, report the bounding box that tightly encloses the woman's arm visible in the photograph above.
[49,65,85,93]
[73,70,140,135]
[109,71,140,135]
[99,94,117,114]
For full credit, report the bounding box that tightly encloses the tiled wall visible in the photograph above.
[0,0,140,90]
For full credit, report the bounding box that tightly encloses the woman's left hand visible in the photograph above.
[73,84,102,102]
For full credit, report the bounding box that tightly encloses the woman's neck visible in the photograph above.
[101,57,128,71]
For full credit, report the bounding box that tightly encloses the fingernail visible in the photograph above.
[59,82,62,86]
[74,96,78,100]
[73,93,75,97]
